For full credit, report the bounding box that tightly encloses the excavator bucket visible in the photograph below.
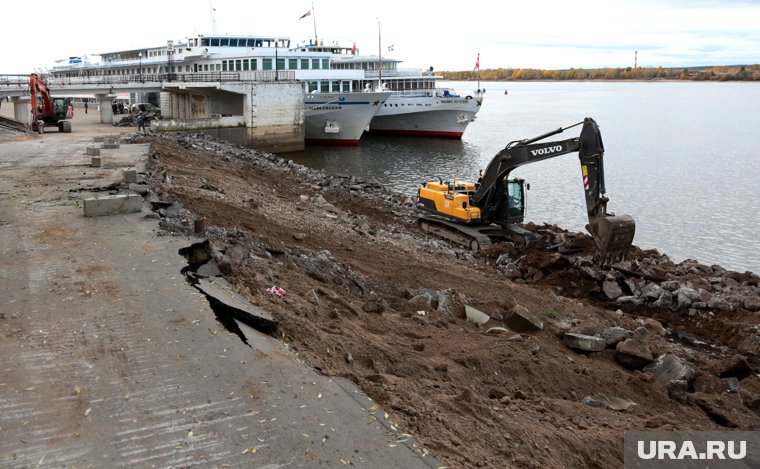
[586,214,636,266]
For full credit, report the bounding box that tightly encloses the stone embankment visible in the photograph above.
[128,131,759,469]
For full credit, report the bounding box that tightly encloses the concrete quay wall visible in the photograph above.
[157,82,304,153]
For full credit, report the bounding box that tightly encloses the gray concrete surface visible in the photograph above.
[0,113,437,468]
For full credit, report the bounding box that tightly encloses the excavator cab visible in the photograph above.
[50,98,68,122]
[506,178,525,223]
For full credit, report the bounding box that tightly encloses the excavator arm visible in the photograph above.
[29,73,70,133]
[473,117,635,264]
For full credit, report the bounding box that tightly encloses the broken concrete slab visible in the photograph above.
[87,146,101,156]
[643,353,696,386]
[581,393,637,412]
[465,305,490,325]
[503,304,543,332]
[195,277,278,334]
[83,194,142,217]
[563,333,606,352]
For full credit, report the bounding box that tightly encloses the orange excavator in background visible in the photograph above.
[29,73,71,133]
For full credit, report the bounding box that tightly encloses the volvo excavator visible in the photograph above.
[415,117,636,265]
[29,73,71,133]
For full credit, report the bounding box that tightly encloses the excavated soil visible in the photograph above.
[138,133,760,469]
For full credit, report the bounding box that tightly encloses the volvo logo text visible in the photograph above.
[531,145,563,156]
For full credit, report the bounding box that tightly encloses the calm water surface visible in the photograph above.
[289,81,760,273]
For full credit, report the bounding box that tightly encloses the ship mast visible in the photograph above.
[377,19,382,85]
[311,2,318,45]
[209,0,217,35]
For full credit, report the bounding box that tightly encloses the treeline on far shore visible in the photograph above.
[437,64,760,81]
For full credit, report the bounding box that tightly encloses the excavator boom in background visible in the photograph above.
[29,73,71,133]
[416,117,636,265]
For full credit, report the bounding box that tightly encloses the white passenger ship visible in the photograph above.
[48,34,391,144]
[295,44,483,138]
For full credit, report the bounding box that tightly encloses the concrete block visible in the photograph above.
[563,333,606,352]
[93,136,106,142]
[91,157,102,168]
[86,146,101,156]
[102,140,120,149]
[504,304,543,332]
[123,169,137,183]
[83,194,142,217]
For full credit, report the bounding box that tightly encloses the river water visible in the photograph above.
[289,81,760,273]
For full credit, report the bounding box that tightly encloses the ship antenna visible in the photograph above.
[312,2,318,45]
[210,0,217,35]
[377,18,382,86]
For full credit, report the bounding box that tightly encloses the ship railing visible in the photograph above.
[37,71,297,86]
[363,68,433,79]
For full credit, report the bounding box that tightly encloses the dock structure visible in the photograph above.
[0,72,304,152]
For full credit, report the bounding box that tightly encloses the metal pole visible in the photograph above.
[312,2,318,45]
[378,19,382,84]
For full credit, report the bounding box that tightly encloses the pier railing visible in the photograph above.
[0,71,297,88]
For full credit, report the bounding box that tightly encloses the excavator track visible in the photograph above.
[418,216,535,251]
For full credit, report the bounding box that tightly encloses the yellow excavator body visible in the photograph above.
[417,182,481,224]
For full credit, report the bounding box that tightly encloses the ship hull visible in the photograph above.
[304,91,390,144]
[368,92,482,139]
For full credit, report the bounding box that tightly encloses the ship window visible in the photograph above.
[342,81,350,92]
[250,59,257,70]
[202,38,209,46]
[301,58,309,69]
[222,60,228,72]
[242,59,249,71]
[331,81,340,92]
[289,58,297,69]
[308,81,318,92]
[276,58,285,70]
[320,81,329,92]
[262,58,272,70]
[210,38,219,47]
[220,38,229,47]
[312,58,320,69]
[322,59,329,69]
[235,60,242,71]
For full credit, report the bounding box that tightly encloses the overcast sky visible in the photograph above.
[2,0,758,74]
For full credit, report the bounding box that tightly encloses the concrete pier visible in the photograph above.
[11,96,31,127]
[95,93,116,124]
[157,82,304,153]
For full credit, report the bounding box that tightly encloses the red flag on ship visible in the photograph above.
[474,53,480,71]
[352,42,357,54]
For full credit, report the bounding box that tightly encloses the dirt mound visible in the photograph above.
[141,133,760,468]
